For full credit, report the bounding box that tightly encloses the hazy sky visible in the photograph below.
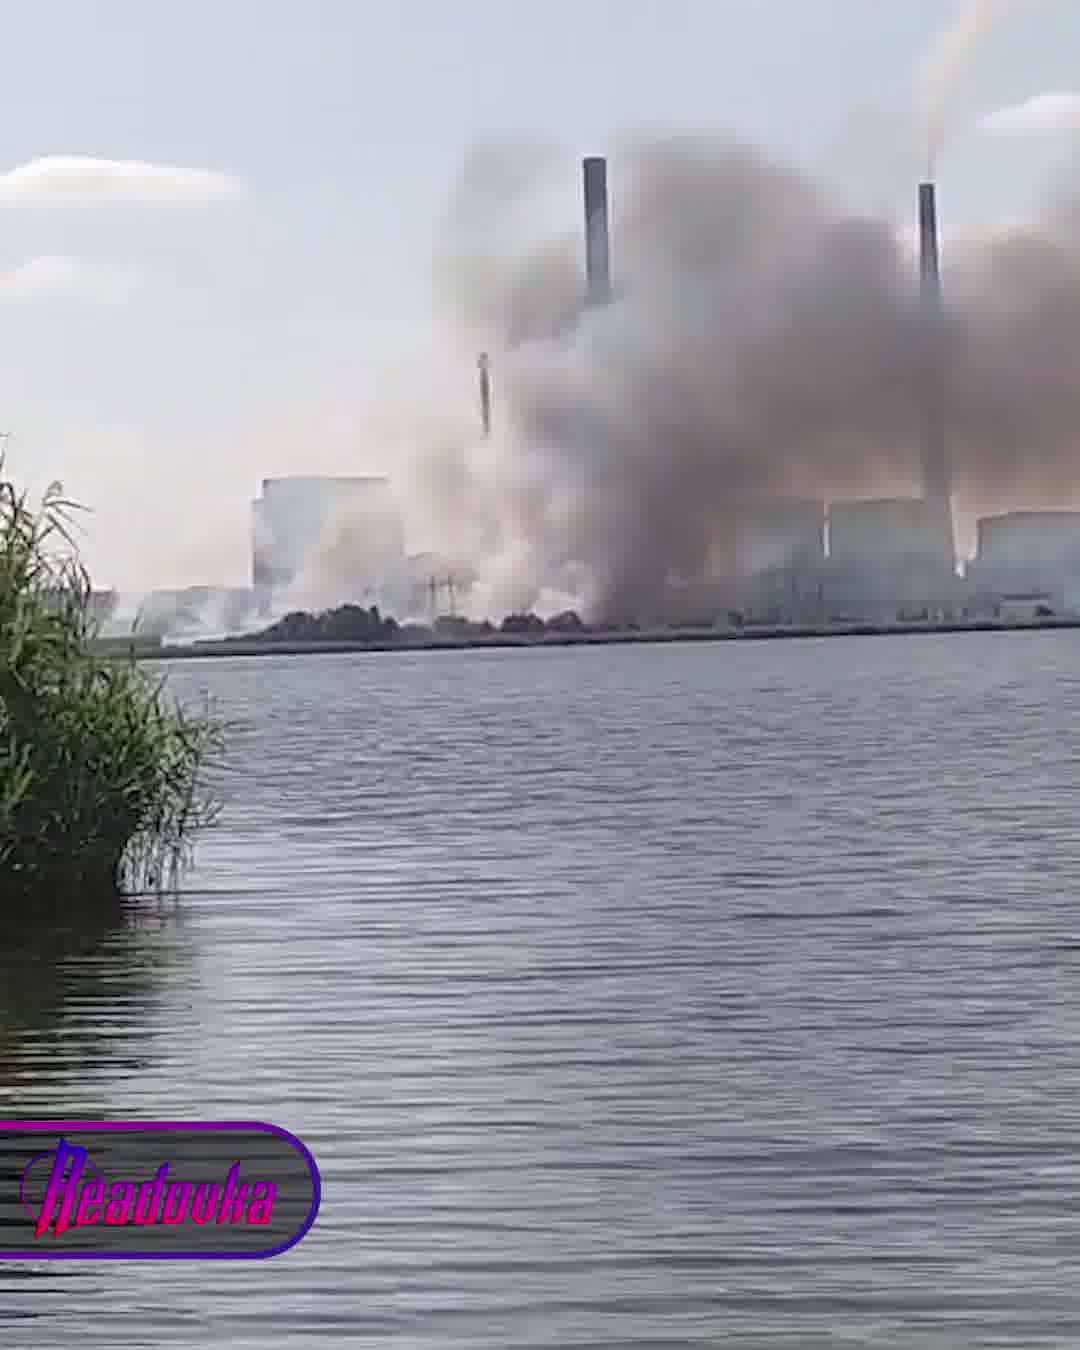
[1,0,1077,589]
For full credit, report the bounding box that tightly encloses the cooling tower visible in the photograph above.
[583,156,612,307]
[917,181,955,569]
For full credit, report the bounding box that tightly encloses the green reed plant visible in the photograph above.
[0,462,224,903]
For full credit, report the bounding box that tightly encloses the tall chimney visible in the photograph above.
[918,181,942,312]
[477,352,492,439]
[917,180,955,570]
[583,156,612,307]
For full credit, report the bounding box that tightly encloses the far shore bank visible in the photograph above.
[90,614,1080,663]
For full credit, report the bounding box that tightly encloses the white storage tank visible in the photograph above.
[975,511,1080,569]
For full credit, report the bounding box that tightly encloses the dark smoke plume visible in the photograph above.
[418,130,1080,622]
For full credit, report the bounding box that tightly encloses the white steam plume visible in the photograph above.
[915,0,1034,174]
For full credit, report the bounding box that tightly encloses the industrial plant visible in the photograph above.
[234,159,1080,633]
[99,155,1080,642]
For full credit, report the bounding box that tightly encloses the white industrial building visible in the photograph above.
[737,497,960,624]
[975,511,1080,569]
[822,498,959,621]
[966,510,1080,616]
[827,498,944,565]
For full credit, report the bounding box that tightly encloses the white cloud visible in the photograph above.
[0,255,143,304]
[0,155,243,207]
[977,92,1080,136]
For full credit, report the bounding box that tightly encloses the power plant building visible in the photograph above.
[816,498,960,622]
[828,498,946,566]
[974,511,1080,570]
[736,498,961,624]
[966,510,1080,616]
[737,180,961,626]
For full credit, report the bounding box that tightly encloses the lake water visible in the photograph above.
[4,633,1080,1348]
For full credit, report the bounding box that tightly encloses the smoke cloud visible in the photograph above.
[915,0,1033,174]
[979,91,1080,136]
[286,492,408,614]
[399,129,1080,623]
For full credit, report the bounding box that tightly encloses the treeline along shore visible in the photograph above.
[87,602,1080,663]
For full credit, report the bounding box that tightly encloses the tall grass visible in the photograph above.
[0,463,223,903]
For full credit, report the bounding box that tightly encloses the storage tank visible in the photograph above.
[975,511,1080,569]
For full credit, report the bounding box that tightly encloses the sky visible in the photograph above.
[1,0,1078,590]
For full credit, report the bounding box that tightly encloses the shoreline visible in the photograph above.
[106,614,1080,662]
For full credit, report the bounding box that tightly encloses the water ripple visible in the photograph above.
[3,635,1080,1346]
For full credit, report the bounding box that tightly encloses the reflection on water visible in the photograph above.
[0,898,193,1108]
[4,638,1080,1346]
[0,899,193,1334]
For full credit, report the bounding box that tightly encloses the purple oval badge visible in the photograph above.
[0,1121,320,1259]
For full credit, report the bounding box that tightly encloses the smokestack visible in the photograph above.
[583,156,612,307]
[917,180,955,570]
[477,352,492,438]
[919,181,942,312]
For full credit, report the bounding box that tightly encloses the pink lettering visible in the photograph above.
[74,1179,106,1228]
[35,1139,87,1238]
[189,1184,219,1224]
[247,1182,276,1225]
[104,1181,135,1224]
[161,1182,191,1225]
